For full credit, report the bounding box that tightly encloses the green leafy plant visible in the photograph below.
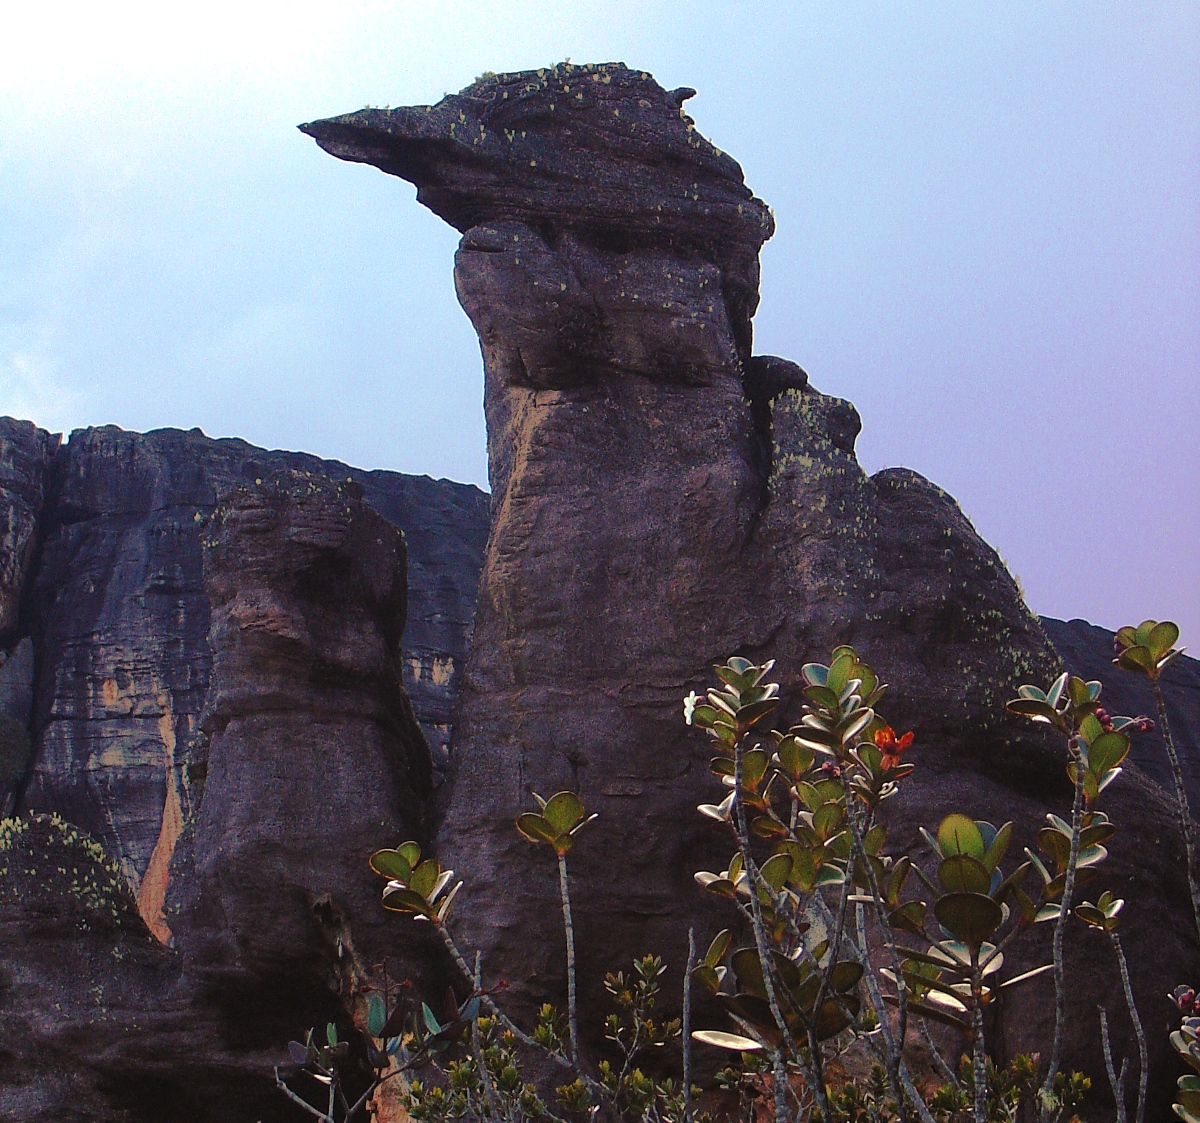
[1112,620,1200,942]
[1169,985,1200,1123]
[274,638,1182,1123]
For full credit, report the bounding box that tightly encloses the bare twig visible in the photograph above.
[970,960,986,1123]
[847,811,910,1117]
[1153,682,1200,940]
[1098,1007,1127,1123]
[853,903,939,1123]
[1040,736,1087,1117]
[918,1016,960,1088]
[1109,932,1147,1123]
[558,852,581,1065]
[683,926,695,1123]
[732,740,814,1122]
[275,1065,331,1121]
[435,923,573,1069]
[473,951,502,1119]
[772,1049,790,1123]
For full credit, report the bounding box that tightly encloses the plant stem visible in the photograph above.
[558,852,580,1065]
[773,1049,790,1123]
[970,961,986,1123]
[1039,735,1086,1118]
[274,1066,331,1121]
[1153,682,1200,940]
[918,1017,959,1088]
[853,903,939,1123]
[732,739,810,1123]
[1097,1007,1127,1123]
[847,812,910,1118]
[683,926,695,1123]
[473,952,502,1119]
[435,924,573,1069]
[1109,932,1147,1123]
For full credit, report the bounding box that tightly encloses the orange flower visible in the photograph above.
[874,726,914,771]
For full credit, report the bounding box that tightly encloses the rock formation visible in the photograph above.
[304,62,1195,1116]
[0,418,59,639]
[0,425,487,1120]
[0,60,1195,1122]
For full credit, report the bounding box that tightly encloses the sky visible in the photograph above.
[1,2,1197,642]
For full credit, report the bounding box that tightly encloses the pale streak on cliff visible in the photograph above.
[136,686,181,945]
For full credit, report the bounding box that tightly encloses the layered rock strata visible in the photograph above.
[305,62,1195,1116]
[0,427,486,1119]
[10,425,484,940]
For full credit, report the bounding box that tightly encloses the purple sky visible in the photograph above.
[1,3,1197,641]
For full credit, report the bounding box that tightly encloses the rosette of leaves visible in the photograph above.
[914,815,1028,948]
[515,791,598,854]
[694,848,807,943]
[1023,810,1115,921]
[1007,671,1140,747]
[886,814,1049,1029]
[1114,619,1184,681]
[864,844,927,937]
[691,925,863,1050]
[720,939,863,1046]
[1172,1003,1200,1123]
[369,841,463,923]
[796,647,886,760]
[1067,714,1131,809]
[286,1023,352,1083]
[1073,890,1124,933]
[685,656,781,749]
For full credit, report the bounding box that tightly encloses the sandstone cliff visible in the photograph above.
[0,60,1195,1122]
[0,426,486,1120]
[304,62,1196,1116]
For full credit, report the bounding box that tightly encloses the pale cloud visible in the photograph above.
[0,352,84,435]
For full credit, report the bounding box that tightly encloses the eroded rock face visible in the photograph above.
[183,469,433,1016]
[14,424,485,940]
[1,423,486,1119]
[301,62,773,367]
[306,63,1195,1115]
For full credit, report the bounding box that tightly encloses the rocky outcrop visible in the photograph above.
[1,425,486,1119]
[10,425,485,941]
[305,63,1195,1117]
[183,470,431,995]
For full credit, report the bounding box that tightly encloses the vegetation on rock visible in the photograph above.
[276,621,1196,1123]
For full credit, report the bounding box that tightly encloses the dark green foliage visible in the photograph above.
[275,631,1194,1123]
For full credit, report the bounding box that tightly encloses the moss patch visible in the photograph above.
[0,812,142,930]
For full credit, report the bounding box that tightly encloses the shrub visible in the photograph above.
[275,629,1193,1123]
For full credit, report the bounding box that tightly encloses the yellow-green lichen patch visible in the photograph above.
[0,811,142,931]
